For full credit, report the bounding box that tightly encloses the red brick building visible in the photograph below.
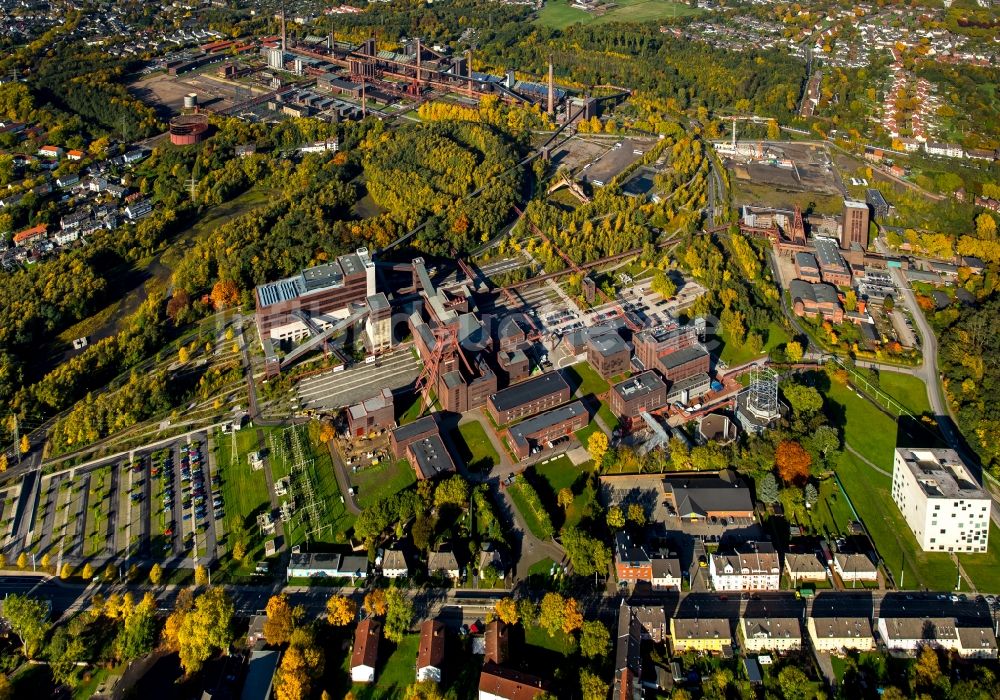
[587,332,631,379]
[789,280,844,324]
[506,401,588,460]
[610,371,667,420]
[390,415,440,460]
[488,371,570,426]
[346,388,395,437]
[614,532,653,583]
[656,346,710,382]
[634,323,699,371]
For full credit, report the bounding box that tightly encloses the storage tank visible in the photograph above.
[183,93,198,109]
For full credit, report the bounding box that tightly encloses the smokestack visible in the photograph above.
[547,56,555,116]
[416,37,422,84]
[466,49,473,91]
[280,9,286,54]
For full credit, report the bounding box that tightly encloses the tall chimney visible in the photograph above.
[547,56,555,116]
[280,8,286,54]
[466,49,473,91]
[415,37,422,84]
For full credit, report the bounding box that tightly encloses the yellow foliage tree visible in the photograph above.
[325,595,356,627]
[494,598,519,625]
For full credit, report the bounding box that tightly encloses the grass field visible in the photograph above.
[836,451,955,591]
[873,371,932,415]
[453,421,501,473]
[214,428,271,576]
[718,321,791,367]
[957,523,1000,593]
[534,455,595,529]
[351,459,416,510]
[563,362,609,398]
[525,622,578,655]
[347,633,420,700]
[731,178,844,217]
[803,477,856,540]
[507,480,554,540]
[824,380,898,470]
[535,0,700,29]
[291,429,355,545]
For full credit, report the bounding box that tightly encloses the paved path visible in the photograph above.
[845,443,890,478]
[326,440,361,516]
[456,412,565,579]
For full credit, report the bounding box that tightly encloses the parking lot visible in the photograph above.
[4,432,224,573]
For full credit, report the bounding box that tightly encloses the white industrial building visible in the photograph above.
[891,448,991,553]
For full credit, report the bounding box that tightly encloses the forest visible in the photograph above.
[938,298,1000,474]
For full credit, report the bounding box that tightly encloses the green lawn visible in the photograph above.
[597,403,619,431]
[873,371,931,415]
[957,523,1000,593]
[719,321,790,367]
[534,456,595,529]
[351,459,416,510]
[835,451,955,591]
[563,362,609,398]
[507,481,554,540]
[824,381,898,470]
[214,428,271,576]
[348,633,419,699]
[574,421,602,447]
[292,427,355,545]
[453,421,501,472]
[803,477,855,540]
[525,622,577,655]
[397,393,424,426]
[528,557,556,578]
[535,0,699,29]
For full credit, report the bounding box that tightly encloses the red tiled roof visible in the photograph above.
[417,619,445,670]
[351,618,381,670]
[13,224,47,243]
[478,663,547,700]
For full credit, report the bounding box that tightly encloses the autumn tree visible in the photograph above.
[775,440,811,485]
[275,627,325,700]
[581,670,609,700]
[627,504,646,526]
[538,593,565,637]
[264,594,302,646]
[785,341,804,363]
[606,505,625,529]
[384,588,415,643]
[162,588,194,652]
[494,598,520,625]
[433,475,469,509]
[59,563,72,580]
[325,595,356,627]
[210,279,240,310]
[16,553,26,569]
[562,598,584,635]
[404,680,446,700]
[363,589,388,617]
[1,594,50,658]
[783,384,823,416]
[177,587,234,675]
[650,270,677,299]
[557,487,573,512]
[194,564,209,586]
[19,435,28,454]
[114,592,158,662]
[587,431,609,465]
[579,620,610,658]
[0,673,11,700]
[81,563,94,580]
[149,563,163,586]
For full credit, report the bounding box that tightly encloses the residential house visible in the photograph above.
[709,542,780,591]
[13,224,47,247]
[669,618,732,654]
[56,173,80,189]
[428,550,461,580]
[66,149,85,161]
[807,617,875,654]
[784,553,827,585]
[615,532,652,585]
[37,145,63,158]
[833,552,878,583]
[241,649,281,700]
[417,619,446,682]
[378,548,409,579]
[478,663,548,700]
[739,617,802,653]
[661,470,755,522]
[651,556,682,591]
[877,617,997,658]
[125,199,153,221]
[351,618,381,683]
[484,621,510,665]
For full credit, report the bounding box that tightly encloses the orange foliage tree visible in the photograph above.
[775,440,811,485]
[210,279,240,310]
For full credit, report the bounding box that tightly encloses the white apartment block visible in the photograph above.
[891,448,991,553]
[709,542,780,591]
